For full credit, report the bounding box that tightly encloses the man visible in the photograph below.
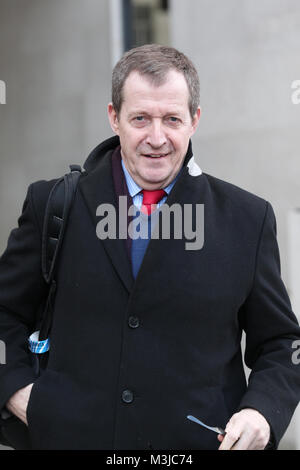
[0,44,300,450]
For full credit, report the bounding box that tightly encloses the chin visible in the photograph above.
[141,171,169,185]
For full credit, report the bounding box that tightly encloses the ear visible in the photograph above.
[107,103,120,135]
[190,106,201,137]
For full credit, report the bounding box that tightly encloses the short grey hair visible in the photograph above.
[112,44,200,119]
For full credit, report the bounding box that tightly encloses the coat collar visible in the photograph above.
[79,136,204,294]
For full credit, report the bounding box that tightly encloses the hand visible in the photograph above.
[218,408,270,450]
[6,383,34,426]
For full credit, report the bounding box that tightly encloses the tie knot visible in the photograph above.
[142,189,166,205]
[141,189,166,215]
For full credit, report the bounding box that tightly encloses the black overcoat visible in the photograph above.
[0,136,299,450]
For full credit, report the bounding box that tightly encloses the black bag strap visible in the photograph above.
[38,164,82,341]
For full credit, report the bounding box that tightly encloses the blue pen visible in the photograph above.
[187,415,226,435]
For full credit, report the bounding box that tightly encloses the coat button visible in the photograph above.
[128,316,140,328]
[122,389,134,403]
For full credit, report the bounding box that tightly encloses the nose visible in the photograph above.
[145,119,167,149]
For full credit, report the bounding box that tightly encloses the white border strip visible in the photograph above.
[109,0,124,69]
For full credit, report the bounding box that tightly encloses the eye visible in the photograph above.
[132,116,148,127]
[166,116,181,126]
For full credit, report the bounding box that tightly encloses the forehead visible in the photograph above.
[121,70,190,115]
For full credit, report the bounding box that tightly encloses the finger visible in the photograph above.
[244,430,270,450]
[230,431,255,450]
[218,431,240,450]
[217,434,224,443]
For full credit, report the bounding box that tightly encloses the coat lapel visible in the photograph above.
[79,147,134,294]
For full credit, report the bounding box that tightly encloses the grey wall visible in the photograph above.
[170,0,300,288]
[170,0,300,449]
[0,0,112,253]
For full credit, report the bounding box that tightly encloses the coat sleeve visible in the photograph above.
[238,201,300,447]
[0,183,49,411]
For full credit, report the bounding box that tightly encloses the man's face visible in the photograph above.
[108,70,200,190]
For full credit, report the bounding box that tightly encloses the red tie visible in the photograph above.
[141,189,166,215]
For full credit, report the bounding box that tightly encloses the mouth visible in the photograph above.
[142,153,169,159]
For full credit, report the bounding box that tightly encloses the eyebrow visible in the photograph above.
[127,111,146,118]
[127,109,183,119]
